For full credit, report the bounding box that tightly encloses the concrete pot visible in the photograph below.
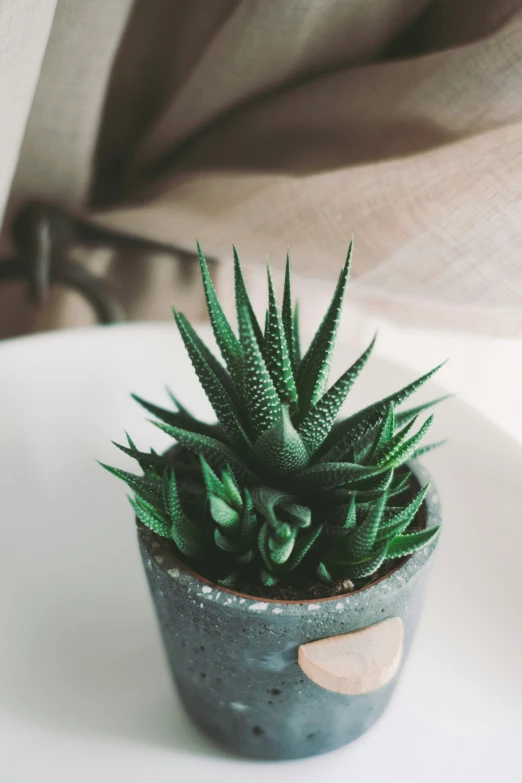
[137,462,440,760]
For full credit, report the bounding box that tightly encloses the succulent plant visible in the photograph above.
[102,241,445,594]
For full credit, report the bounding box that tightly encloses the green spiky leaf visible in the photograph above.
[218,572,239,587]
[197,241,242,378]
[209,496,240,529]
[233,246,265,348]
[386,526,440,559]
[378,416,434,469]
[250,486,303,529]
[112,439,166,473]
[268,524,296,565]
[346,491,387,560]
[174,311,250,450]
[320,362,445,463]
[366,404,395,463]
[285,525,323,571]
[165,470,207,557]
[129,495,170,537]
[341,495,357,530]
[260,569,280,586]
[215,528,244,553]
[316,561,333,584]
[236,279,281,435]
[293,303,302,367]
[151,420,258,482]
[200,455,227,500]
[264,265,298,407]
[293,461,383,493]
[375,484,428,543]
[100,462,163,502]
[240,489,258,544]
[410,440,447,460]
[279,500,312,528]
[132,393,219,439]
[297,241,352,414]
[282,254,298,374]
[298,335,376,452]
[344,545,388,579]
[395,395,452,427]
[373,413,419,464]
[222,466,243,508]
[343,469,394,496]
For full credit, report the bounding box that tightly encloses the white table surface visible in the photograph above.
[0,322,521,782]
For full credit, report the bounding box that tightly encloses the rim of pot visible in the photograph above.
[141,460,441,612]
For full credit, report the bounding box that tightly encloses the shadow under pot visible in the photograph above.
[137,461,440,760]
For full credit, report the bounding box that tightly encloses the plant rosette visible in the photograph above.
[102,241,445,759]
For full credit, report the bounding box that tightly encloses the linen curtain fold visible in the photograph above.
[1,0,521,333]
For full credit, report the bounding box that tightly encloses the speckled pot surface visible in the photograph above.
[138,462,440,760]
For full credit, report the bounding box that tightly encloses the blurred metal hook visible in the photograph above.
[0,201,206,325]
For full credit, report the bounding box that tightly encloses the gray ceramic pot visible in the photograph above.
[137,462,440,760]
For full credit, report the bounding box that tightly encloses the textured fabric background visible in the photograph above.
[0,0,57,221]
[1,0,521,334]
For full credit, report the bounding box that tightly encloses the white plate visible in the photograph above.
[0,323,520,782]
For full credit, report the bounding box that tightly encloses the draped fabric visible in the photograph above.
[1,0,522,334]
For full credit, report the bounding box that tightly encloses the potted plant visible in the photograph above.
[102,241,446,760]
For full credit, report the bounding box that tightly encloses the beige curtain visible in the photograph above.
[1,0,522,334]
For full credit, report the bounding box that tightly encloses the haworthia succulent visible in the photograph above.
[104,241,445,592]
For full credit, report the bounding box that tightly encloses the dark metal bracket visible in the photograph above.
[0,201,199,325]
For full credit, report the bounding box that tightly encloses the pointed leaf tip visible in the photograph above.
[297,248,352,412]
[197,241,242,378]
